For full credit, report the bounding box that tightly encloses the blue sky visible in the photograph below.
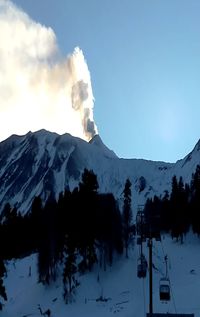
[11,0,200,162]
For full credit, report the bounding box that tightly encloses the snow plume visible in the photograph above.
[0,0,97,142]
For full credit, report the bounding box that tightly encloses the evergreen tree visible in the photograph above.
[160,190,170,232]
[29,196,43,251]
[96,194,123,269]
[57,190,72,258]
[79,168,99,194]
[170,175,180,240]
[77,169,99,271]
[190,165,200,234]
[37,194,59,284]
[144,195,161,238]
[170,175,189,242]
[122,178,132,258]
[178,177,190,239]
[0,205,28,258]
[0,203,11,224]
[0,258,7,310]
[63,249,79,304]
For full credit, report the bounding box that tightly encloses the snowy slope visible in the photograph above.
[0,130,200,213]
[2,233,200,317]
[89,134,118,159]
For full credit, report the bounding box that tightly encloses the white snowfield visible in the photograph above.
[2,233,200,317]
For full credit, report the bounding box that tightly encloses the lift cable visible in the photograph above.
[167,264,177,314]
[160,236,166,263]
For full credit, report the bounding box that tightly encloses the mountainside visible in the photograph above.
[0,129,200,214]
[3,233,200,317]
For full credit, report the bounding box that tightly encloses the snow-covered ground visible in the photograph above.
[2,233,200,317]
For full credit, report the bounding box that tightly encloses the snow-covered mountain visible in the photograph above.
[0,129,200,214]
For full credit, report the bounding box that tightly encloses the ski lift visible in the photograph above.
[137,262,146,278]
[159,255,170,301]
[136,209,145,235]
[137,254,148,278]
[159,277,170,301]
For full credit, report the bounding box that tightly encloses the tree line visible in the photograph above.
[0,169,133,306]
[144,164,200,242]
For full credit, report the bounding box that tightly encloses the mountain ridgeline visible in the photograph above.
[0,129,200,214]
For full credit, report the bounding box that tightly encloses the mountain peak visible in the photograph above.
[193,139,200,152]
[89,134,118,159]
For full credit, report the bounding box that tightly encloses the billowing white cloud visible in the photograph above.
[0,0,97,141]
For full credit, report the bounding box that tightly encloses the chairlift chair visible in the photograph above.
[159,277,170,301]
[137,263,147,278]
[137,255,147,278]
